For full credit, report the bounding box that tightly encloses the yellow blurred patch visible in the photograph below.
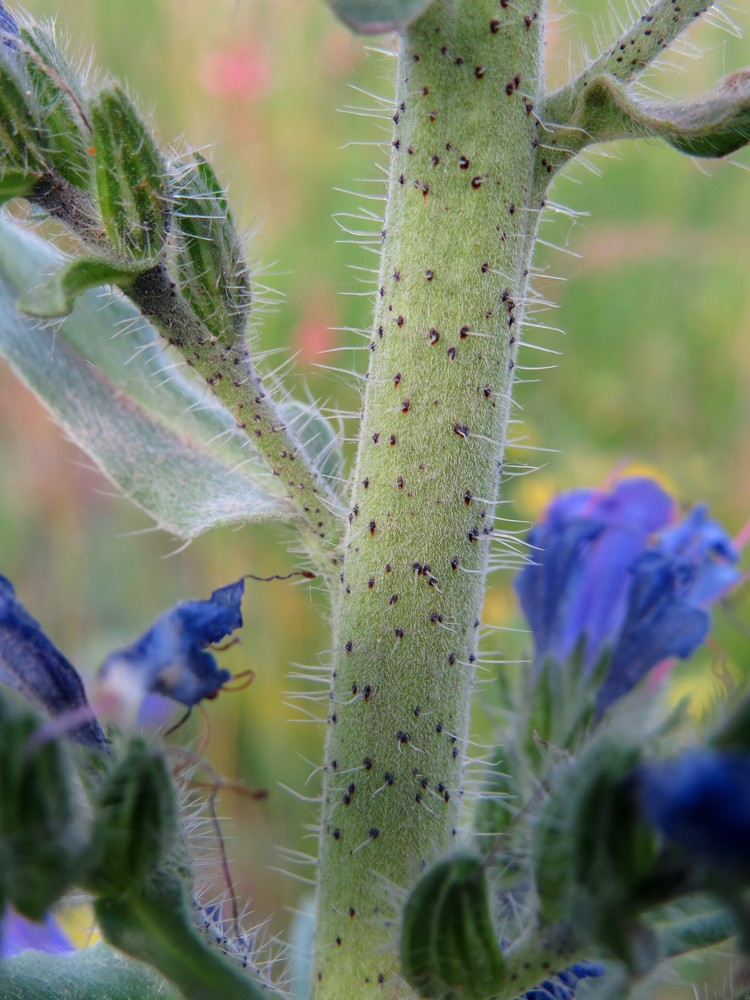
[58,901,100,949]
[516,473,557,520]
[481,587,516,627]
[612,460,677,498]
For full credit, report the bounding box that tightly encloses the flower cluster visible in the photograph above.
[514,476,741,715]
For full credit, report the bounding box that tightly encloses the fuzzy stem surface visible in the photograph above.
[312,3,547,996]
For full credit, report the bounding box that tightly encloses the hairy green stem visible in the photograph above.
[311,2,547,996]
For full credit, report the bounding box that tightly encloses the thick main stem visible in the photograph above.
[312,3,546,997]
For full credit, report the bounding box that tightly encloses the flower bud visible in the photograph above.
[85,737,178,897]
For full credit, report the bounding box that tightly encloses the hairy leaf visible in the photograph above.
[0,218,294,537]
[323,0,434,34]
[90,87,169,260]
[546,71,750,162]
[96,872,271,1000]
[278,399,343,485]
[18,255,149,318]
[0,942,181,999]
[172,154,250,343]
[400,853,504,1000]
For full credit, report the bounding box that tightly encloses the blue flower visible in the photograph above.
[0,3,19,47]
[1,906,75,959]
[523,960,605,1000]
[98,578,245,717]
[514,477,741,714]
[0,575,107,748]
[635,748,750,870]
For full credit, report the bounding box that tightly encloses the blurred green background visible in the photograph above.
[0,0,748,975]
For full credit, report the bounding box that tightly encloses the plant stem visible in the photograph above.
[311,3,546,996]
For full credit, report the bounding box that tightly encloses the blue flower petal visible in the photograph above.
[99,579,245,710]
[1,906,75,958]
[596,551,709,714]
[0,575,107,748]
[515,478,675,668]
[656,504,741,605]
[636,748,750,869]
[0,3,19,46]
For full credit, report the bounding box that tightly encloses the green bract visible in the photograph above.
[322,0,435,34]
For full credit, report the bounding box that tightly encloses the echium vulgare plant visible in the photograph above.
[0,0,749,998]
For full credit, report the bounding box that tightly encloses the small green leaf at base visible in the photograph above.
[400,853,505,1000]
[18,255,151,318]
[323,0,434,34]
[0,941,181,1000]
[95,872,271,1000]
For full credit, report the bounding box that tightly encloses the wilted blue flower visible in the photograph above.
[0,575,107,748]
[635,748,750,869]
[98,578,245,718]
[1,906,75,959]
[514,477,741,714]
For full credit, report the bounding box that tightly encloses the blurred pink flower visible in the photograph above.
[199,44,270,100]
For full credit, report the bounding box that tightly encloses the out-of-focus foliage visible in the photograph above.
[0,0,747,960]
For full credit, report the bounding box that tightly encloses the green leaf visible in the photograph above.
[400,853,505,1000]
[90,87,169,259]
[18,255,150,318]
[322,0,435,35]
[549,70,750,161]
[0,941,181,1000]
[19,25,92,189]
[172,155,251,343]
[96,872,272,1000]
[0,171,36,204]
[0,49,47,177]
[0,218,294,537]
[278,398,343,485]
[657,905,737,958]
[85,738,179,898]
[0,694,82,920]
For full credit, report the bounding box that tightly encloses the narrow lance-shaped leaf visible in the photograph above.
[172,154,251,342]
[322,0,435,34]
[90,86,169,260]
[0,40,47,179]
[19,24,92,189]
[0,218,295,537]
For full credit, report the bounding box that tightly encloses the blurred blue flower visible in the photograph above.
[514,477,741,714]
[98,578,245,718]
[0,575,107,748]
[523,960,605,1000]
[635,748,750,869]
[0,3,19,46]
[1,906,75,959]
